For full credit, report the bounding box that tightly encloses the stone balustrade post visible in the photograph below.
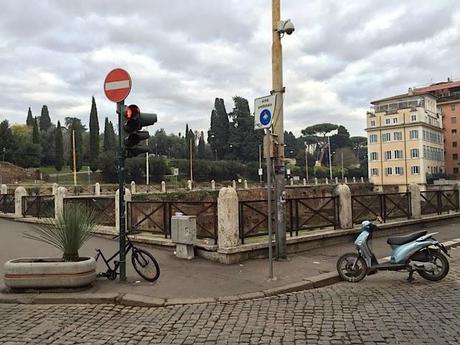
[314,177,318,185]
[232,180,236,189]
[335,184,352,229]
[211,180,216,190]
[130,181,136,195]
[1,184,7,195]
[52,183,59,195]
[353,177,356,183]
[54,187,68,219]
[218,187,240,249]
[161,181,166,193]
[303,178,306,186]
[335,177,338,184]
[408,183,421,219]
[360,177,364,183]
[289,178,294,186]
[243,180,248,189]
[115,188,132,233]
[14,187,28,217]
[95,183,101,196]
[344,177,348,184]
[325,177,329,184]
[187,180,192,191]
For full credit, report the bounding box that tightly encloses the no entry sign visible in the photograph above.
[104,68,132,103]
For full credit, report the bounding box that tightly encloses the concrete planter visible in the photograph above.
[3,257,96,289]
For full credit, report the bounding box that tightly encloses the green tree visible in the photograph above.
[0,120,15,162]
[198,131,206,159]
[40,126,56,166]
[301,123,339,165]
[66,117,85,172]
[103,118,116,152]
[330,125,352,150]
[350,136,368,161]
[32,118,40,144]
[208,98,230,159]
[26,107,34,127]
[55,121,64,172]
[89,96,100,172]
[39,105,51,132]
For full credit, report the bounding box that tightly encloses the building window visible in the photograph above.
[452,117,457,124]
[411,115,417,122]
[395,167,404,175]
[394,150,403,159]
[392,118,398,124]
[411,166,420,175]
[452,129,457,135]
[370,168,379,176]
[382,133,391,142]
[384,151,392,160]
[385,118,391,125]
[453,142,458,148]
[393,131,402,141]
[370,152,378,161]
[409,130,418,139]
[369,134,378,143]
[451,104,456,111]
[385,167,393,175]
[454,168,459,174]
[410,148,419,158]
[370,120,375,127]
[453,153,458,160]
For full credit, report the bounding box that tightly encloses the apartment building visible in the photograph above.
[366,92,444,191]
[414,79,460,177]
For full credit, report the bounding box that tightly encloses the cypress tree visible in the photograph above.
[39,105,51,131]
[198,131,206,159]
[55,121,64,172]
[26,107,34,126]
[103,117,116,152]
[32,118,40,144]
[89,96,100,172]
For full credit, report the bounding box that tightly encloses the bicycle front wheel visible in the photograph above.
[131,248,160,282]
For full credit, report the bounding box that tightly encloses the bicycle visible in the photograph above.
[95,229,160,282]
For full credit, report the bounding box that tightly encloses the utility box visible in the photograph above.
[171,213,196,259]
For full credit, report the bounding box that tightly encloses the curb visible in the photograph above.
[1,238,459,308]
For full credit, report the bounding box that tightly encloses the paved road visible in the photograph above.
[1,248,459,344]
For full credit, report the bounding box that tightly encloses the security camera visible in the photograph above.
[277,19,295,35]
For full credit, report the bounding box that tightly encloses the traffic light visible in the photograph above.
[121,104,157,157]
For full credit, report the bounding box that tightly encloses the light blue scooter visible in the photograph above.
[337,220,450,283]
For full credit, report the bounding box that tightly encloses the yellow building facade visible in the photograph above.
[367,93,444,191]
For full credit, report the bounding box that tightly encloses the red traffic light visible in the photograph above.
[124,104,140,120]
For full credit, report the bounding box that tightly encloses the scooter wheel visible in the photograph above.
[337,253,368,282]
[417,249,449,282]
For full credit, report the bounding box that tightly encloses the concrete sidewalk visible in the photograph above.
[1,217,459,306]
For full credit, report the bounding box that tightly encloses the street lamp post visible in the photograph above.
[328,136,332,180]
[341,151,344,181]
[305,147,309,182]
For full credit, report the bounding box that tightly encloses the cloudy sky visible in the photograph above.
[1,0,459,137]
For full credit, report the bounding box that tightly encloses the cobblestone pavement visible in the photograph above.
[1,248,460,345]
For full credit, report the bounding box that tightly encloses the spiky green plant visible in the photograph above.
[24,204,99,261]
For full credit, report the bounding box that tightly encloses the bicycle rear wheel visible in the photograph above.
[131,248,160,282]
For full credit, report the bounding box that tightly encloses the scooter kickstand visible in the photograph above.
[407,269,415,283]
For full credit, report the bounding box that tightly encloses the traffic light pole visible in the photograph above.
[117,100,127,281]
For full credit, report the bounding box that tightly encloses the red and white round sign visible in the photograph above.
[104,68,132,103]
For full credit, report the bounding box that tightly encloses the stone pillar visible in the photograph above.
[130,181,136,195]
[95,183,101,196]
[314,177,318,185]
[302,178,306,186]
[360,177,364,183]
[232,180,236,189]
[211,180,216,190]
[289,178,293,186]
[217,187,240,249]
[52,183,58,195]
[243,180,248,189]
[14,187,28,217]
[335,177,339,184]
[54,187,68,219]
[115,188,132,232]
[409,183,421,219]
[1,184,7,195]
[161,181,166,193]
[353,177,356,183]
[187,180,192,191]
[344,177,347,184]
[335,184,352,229]
[325,177,329,184]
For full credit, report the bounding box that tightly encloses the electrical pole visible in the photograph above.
[328,135,333,180]
[189,137,193,184]
[259,144,263,184]
[305,148,309,182]
[72,130,77,186]
[341,151,344,181]
[146,138,149,185]
[272,0,286,259]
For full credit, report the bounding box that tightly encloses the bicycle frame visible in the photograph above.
[95,236,135,273]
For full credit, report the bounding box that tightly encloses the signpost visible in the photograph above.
[104,68,132,282]
[255,95,276,279]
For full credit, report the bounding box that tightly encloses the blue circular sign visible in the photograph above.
[260,109,272,126]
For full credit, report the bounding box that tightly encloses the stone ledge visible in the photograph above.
[119,293,165,307]
[165,297,217,306]
[32,292,118,304]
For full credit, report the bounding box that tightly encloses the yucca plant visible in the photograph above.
[24,204,99,261]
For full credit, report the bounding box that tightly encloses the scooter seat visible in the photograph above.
[387,231,427,246]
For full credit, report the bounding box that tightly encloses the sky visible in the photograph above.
[1,0,459,137]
